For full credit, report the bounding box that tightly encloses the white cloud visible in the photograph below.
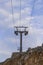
[36,37,42,46]
[29,26,43,35]
[5,37,19,44]
[0,8,10,17]
[21,7,31,15]
[0,40,11,56]
[5,0,27,8]
[0,50,11,55]
[14,16,34,27]
[0,6,33,29]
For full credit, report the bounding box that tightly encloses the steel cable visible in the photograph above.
[11,0,14,25]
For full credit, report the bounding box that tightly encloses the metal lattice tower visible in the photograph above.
[14,26,28,52]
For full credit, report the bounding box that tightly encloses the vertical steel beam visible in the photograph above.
[20,33,22,52]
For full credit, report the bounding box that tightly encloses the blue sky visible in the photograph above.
[0,0,43,62]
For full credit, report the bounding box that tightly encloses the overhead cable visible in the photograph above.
[31,0,36,16]
[11,0,14,23]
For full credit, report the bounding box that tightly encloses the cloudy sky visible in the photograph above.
[0,0,43,62]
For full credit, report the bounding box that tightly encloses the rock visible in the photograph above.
[0,45,43,65]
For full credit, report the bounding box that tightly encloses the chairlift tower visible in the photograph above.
[14,26,28,52]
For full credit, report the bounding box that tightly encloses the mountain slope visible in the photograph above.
[0,45,43,65]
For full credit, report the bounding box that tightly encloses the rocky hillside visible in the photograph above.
[0,44,43,65]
